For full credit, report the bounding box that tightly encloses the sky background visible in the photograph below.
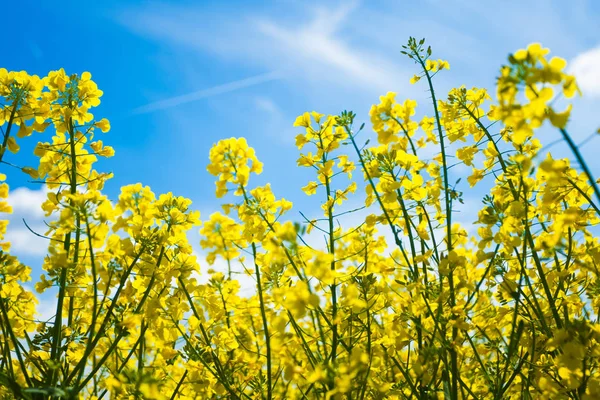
[2,0,600,310]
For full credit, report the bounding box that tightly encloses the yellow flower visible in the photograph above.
[95,118,110,132]
[409,74,421,84]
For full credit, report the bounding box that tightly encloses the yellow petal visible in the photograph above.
[548,105,572,129]
[6,137,19,153]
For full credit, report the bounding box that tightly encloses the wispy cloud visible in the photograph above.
[250,1,408,93]
[118,1,408,95]
[254,96,281,116]
[255,4,404,92]
[132,71,283,114]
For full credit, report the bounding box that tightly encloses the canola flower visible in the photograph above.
[0,38,599,399]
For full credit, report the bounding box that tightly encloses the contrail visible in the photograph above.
[132,71,282,114]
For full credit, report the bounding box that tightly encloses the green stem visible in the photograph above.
[0,97,20,164]
[169,370,188,400]
[559,127,600,207]
[66,245,146,385]
[250,242,272,400]
[414,48,458,400]
[232,161,274,399]
[49,117,78,388]
[178,278,228,378]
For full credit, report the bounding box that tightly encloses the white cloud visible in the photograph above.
[4,186,50,257]
[7,186,47,219]
[35,294,58,323]
[570,46,600,97]
[6,227,48,256]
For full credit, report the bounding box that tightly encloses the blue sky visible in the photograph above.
[3,0,600,305]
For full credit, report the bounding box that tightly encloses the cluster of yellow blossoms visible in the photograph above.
[1,37,600,399]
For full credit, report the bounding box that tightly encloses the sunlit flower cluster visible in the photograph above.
[1,36,599,400]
